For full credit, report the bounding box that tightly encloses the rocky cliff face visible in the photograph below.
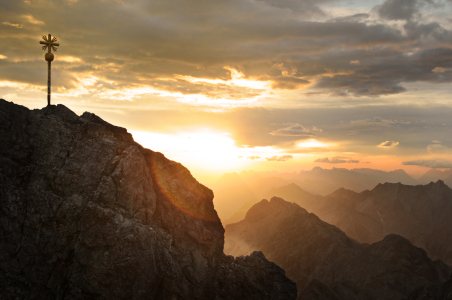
[0,99,296,300]
[225,197,451,300]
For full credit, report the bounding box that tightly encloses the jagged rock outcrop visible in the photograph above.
[225,197,451,300]
[0,99,297,300]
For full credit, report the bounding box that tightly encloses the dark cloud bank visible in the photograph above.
[0,0,451,98]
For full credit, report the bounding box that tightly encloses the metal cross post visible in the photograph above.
[39,34,60,106]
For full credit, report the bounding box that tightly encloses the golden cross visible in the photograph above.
[40,34,59,53]
[39,33,60,106]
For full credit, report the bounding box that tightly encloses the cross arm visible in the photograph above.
[40,41,60,46]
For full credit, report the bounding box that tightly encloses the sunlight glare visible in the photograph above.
[297,139,330,148]
[130,129,284,176]
[130,129,246,172]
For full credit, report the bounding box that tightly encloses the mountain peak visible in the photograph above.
[390,169,408,175]
[244,197,307,223]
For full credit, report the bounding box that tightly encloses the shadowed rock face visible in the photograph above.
[225,197,451,300]
[0,99,297,300]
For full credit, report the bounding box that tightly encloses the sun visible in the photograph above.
[130,129,248,174]
[297,139,330,148]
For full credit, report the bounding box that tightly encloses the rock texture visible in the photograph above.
[0,99,296,300]
[225,197,451,300]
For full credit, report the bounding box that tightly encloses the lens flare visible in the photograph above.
[148,150,221,222]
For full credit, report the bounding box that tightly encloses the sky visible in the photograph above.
[1,0,452,185]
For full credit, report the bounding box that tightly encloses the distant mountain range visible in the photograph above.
[418,169,452,184]
[229,180,452,266]
[225,197,452,300]
[214,167,452,223]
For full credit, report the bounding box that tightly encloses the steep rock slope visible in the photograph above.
[225,197,451,300]
[0,100,296,300]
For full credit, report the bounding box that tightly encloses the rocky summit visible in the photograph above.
[0,99,297,300]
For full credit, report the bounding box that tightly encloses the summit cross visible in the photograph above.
[39,34,60,106]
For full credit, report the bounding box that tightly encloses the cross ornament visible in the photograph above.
[40,34,59,54]
[39,34,60,106]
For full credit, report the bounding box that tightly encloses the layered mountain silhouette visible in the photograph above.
[228,180,452,266]
[0,100,296,300]
[215,167,435,223]
[225,197,452,300]
[418,169,452,184]
[296,167,419,195]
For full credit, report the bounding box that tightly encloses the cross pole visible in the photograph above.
[39,34,60,106]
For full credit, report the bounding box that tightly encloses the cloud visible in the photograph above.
[378,141,399,147]
[270,124,319,137]
[247,156,261,160]
[403,159,452,168]
[266,155,293,162]
[432,67,447,73]
[427,144,449,154]
[256,0,334,16]
[332,13,370,23]
[23,15,44,25]
[432,140,442,143]
[315,156,360,163]
[339,117,395,135]
[311,126,323,132]
[2,22,23,28]
[271,77,310,90]
[315,46,452,96]
[0,0,452,102]
[377,0,420,21]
